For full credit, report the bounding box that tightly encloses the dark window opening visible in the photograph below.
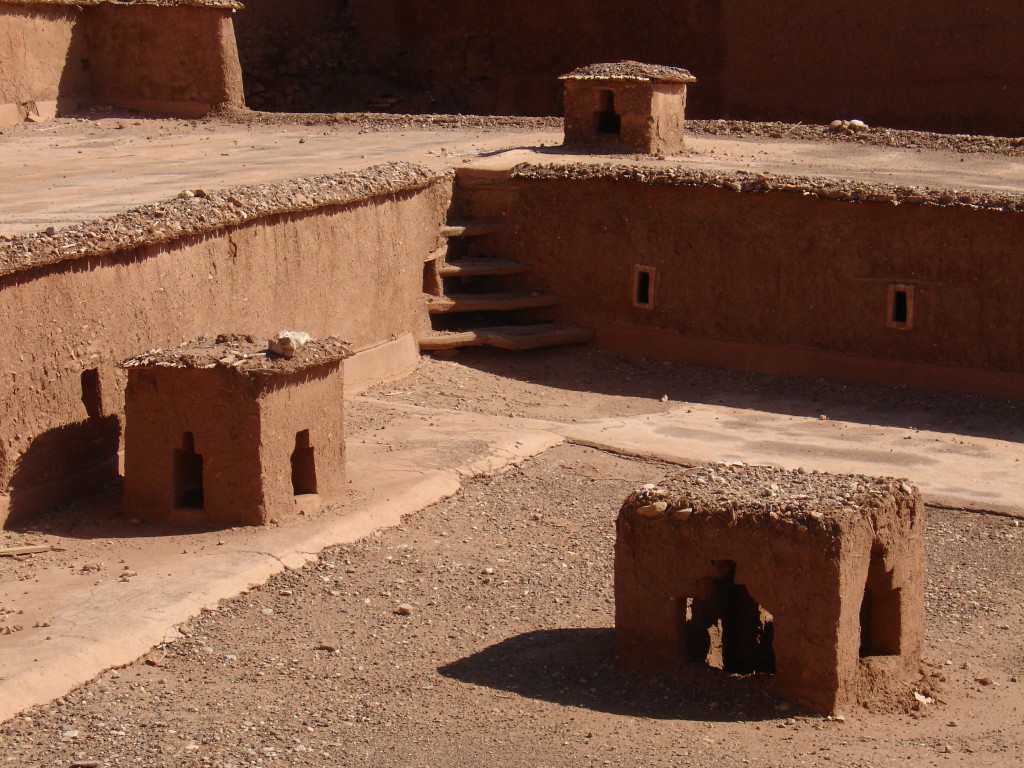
[291,430,318,495]
[888,284,914,329]
[597,90,621,135]
[892,290,908,324]
[859,545,902,657]
[633,265,655,309]
[81,368,103,421]
[683,561,775,674]
[173,432,204,509]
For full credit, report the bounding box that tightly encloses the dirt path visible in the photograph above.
[1,443,1020,767]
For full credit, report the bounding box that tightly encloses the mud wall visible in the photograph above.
[718,1,1024,137]
[237,0,1024,135]
[0,1,243,124]
[84,5,245,116]
[0,180,448,526]
[464,176,1024,398]
[0,3,90,124]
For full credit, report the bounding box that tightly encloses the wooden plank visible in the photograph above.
[0,545,52,557]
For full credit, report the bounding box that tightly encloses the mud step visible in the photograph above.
[419,324,594,352]
[427,291,560,314]
[441,222,506,238]
[438,257,529,278]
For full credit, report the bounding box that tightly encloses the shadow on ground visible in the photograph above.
[449,346,1024,444]
[439,627,783,722]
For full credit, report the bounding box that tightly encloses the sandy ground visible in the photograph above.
[1,350,1022,766]
[1,440,1021,767]
[3,113,1024,236]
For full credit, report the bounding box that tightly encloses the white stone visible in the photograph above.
[269,330,311,358]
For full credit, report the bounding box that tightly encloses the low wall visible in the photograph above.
[0,163,449,527]
[0,0,244,125]
[459,165,1024,399]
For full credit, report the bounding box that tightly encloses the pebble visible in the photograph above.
[394,604,413,616]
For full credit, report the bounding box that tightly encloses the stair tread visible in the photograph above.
[441,222,506,238]
[427,290,559,314]
[419,324,594,351]
[438,257,529,277]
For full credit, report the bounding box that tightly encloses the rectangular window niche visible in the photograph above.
[633,265,656,309]
[887,284,914,330]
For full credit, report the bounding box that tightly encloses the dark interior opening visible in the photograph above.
[173,432,205,509]
[291,430,318,495]
[859,544,902,657]
[422,258,441,297]
[635,268,652,306]
[892,289,909,325]
[684,561,775,674]
[597,90,621,135]
[80,368,103,421]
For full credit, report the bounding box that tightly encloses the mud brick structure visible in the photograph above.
[615,464,925,714]
[122,334,352,527]
[0,0,245,125]
[561,61,696,155]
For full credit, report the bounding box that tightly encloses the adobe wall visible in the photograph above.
[83,4,244,117]
[460,168,1024,399]
[0,3,90,124]
[0,165,449,527]
[0,0,244,123]
[718,1,1024,136]
[240,0,1024,135]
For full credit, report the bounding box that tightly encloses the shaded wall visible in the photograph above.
[719,1,1024,136]
[237,0,1024,135]
[0,182,448,526]
[462,177,1024,397]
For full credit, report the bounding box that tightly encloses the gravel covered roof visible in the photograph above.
[0,162,442,280]
[561,61,696,83]
[511,162,1024,212]
[621,463,918,533]
[122,334,352,376]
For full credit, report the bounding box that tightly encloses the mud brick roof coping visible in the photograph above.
[122,334,353,377]
[560,61,696,84]
[621,462,919,534]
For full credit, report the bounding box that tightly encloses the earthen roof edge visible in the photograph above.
[0,162,443,280]
[510,162,1024,213]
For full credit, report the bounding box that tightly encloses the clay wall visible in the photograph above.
[239,0,1024,135]
[0,3,90,124]
[0,180,449,527]
[83,5,245,117]
[0,1,243,124]
[464,176,1024,398]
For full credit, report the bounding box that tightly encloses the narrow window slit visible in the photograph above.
[81,368,102,421]
[291,430,317,495]
[633,265,656,308]
[174,432,204,509]
[597,90,621,135]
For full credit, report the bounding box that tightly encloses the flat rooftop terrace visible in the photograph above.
[2,115,1023,236]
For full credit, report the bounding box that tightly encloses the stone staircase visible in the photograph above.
[419,208,593,353]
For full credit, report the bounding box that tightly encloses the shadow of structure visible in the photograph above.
[5,416,120,529]
[448,346,1024,445]
[439,628,782,722]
